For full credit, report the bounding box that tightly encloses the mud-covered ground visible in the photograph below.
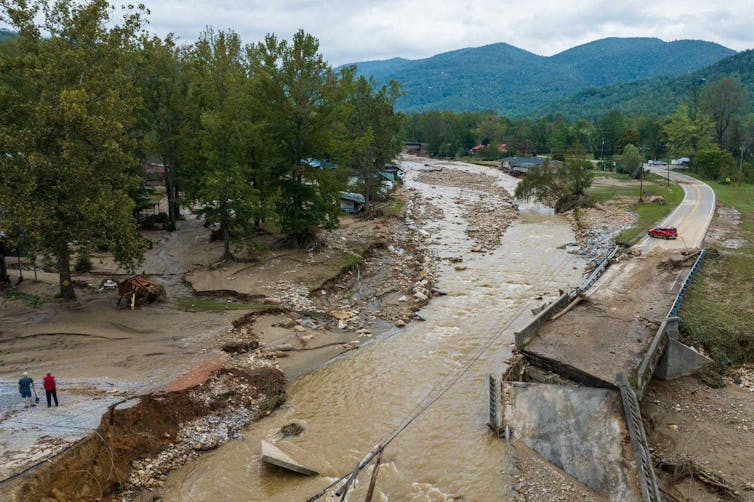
[0,156,525,499]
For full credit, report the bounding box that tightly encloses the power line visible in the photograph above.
[308,248,580,500]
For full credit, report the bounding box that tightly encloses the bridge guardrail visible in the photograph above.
[578,245,619,293]
[514,246,619,349]
[635,249,706,396]
[617,374,662,502]
[667,249,706,318]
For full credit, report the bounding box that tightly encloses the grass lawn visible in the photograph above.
[588,172,685,245]
[379,193,407,218]
[678,175,754,376]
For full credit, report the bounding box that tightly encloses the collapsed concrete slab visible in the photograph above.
[261,440,319,476]
[655,339,712,380]
[503,382,641,501]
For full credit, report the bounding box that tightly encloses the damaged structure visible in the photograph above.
[489,248,711,501]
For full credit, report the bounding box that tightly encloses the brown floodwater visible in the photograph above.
[162,159,585,501]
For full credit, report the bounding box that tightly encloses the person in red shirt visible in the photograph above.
[43,372,58,407]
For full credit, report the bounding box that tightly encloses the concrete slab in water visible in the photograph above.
[261,440,319,476]
[503,382,640,501]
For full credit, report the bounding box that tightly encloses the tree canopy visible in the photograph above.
[0,0,149,298]
[514,156,594,213]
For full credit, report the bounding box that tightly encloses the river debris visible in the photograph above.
[117,275,167,307]
[261,440,319,476]
[656,458,743,500]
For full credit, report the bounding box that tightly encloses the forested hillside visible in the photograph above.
[349,37,734,116]
[544,50,754,120]
[0,29,16,43]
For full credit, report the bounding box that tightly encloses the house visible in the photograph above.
[470,144,487,155]
[671,157,690,167]
[500,157,545,177]
[383,164,406,179]
[403,142,427,155]
[339,192,366,214]
[304,158,337,170]
[377,171,396,183]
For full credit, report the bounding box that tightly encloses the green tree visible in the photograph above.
[514,156,593,213]
[701,77,748,151]
[139,34,188,231]
[181,29,260,260]
[0,0,148,298]
[695,147,736,181]
[597,110,626,157]
[341,73,403,210]
[253,31,346,246]
[663,103,713,161]
[620,143,644,179]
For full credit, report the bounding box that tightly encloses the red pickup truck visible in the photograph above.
[648,226,678,239]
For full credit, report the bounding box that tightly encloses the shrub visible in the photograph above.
[74,253,92,273]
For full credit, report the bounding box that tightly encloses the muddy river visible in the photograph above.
[162,159,586,501]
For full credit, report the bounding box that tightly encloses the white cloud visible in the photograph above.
[10,0,753,64]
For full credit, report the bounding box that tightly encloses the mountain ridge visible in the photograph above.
[345,37,736,116]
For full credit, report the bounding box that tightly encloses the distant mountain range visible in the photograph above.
[346,37,738,117]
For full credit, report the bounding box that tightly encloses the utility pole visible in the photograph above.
[639,145,648,202]
[740,146,745,175]
[600,138,606,178]
[667,161,670,187]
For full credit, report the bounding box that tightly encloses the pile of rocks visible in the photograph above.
[460,197,518,250]
[728,366,754,392]
[271,280,319,312]
[568,204,636,268]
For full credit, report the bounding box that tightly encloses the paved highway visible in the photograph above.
[637,166,716,254]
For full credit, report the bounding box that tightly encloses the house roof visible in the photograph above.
[339,192,365,203]
[303,158,337,170]
[377,172,396,181]
[503,157,544,167]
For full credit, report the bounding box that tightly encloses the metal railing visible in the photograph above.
[578,245,619,293]
[668,249,706,317]
[617,374,662,502]
[487,374,500,431]
[636,249,707,396]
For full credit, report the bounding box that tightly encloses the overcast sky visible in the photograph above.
[11,0,754,65]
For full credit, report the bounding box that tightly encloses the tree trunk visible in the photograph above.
[222,220,231,260]
[0,242,9,284]
[163,155,177,231]
[220,197,232,261]
[56,250,76,299]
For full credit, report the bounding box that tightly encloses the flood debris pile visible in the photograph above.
[117,275,167,307]
[310,195,438,328]
[416,168,518,248]
[566,203,635,267]
[15,366,285,501]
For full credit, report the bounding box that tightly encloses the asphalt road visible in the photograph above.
[637,166,716,254]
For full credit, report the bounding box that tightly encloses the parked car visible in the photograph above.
[648,226,678,239]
